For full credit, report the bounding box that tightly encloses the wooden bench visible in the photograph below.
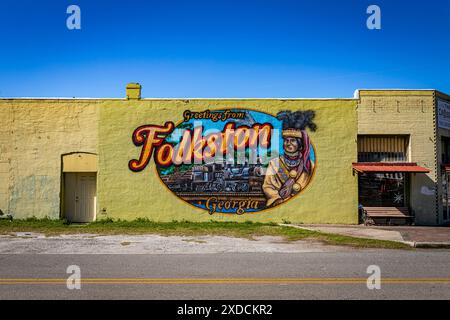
[362,207,414,226]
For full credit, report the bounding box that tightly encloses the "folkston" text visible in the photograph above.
[129,121,273,172]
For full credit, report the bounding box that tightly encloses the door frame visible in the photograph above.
[63,172,97,223]
[60,152,98,221]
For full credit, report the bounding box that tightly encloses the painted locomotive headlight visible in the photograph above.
[129,109,317,215]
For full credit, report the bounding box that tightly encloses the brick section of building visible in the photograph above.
[358,90,440,225]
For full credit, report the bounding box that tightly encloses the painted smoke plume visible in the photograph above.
[276,110,317,132]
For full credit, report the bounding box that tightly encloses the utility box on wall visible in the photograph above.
[126,83,142,100]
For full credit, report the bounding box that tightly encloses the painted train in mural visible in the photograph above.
[160,161,265,193]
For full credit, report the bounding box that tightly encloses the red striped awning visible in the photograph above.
[352,163,430,173]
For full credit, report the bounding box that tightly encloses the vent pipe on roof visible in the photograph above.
[126,83,142,100]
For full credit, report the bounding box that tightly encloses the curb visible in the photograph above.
[280,224,450,249]
[413,242,450,249]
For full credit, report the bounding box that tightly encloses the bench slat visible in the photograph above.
[365,207,408,210]
[365,211,409,214]
[366,211,409,214]
[368,212,411,216]
[368,215,413,218]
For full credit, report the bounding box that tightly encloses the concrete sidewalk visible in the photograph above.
[287,224,450,248]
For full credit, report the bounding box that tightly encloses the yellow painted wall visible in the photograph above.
[62,153,98,172]
[98,99,358,224]
[0,99,98,219]
[357,90,438,225]
[0,103,12,214]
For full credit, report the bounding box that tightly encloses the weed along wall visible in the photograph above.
[98,99,358,224]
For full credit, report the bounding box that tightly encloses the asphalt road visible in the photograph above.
[0,250,449,300]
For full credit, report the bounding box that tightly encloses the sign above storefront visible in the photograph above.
[128,108,317,215]
[438,99,450,131]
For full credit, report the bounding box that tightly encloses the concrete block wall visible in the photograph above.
[0,100,98,219]
[357,90,438,225]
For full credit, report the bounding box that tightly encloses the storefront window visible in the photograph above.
[358,173,406,207]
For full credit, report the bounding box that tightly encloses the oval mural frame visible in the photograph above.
[152,107,318,216]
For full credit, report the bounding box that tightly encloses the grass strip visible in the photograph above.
[0,217,411,250]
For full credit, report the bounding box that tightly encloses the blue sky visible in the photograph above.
[0,0,449,98]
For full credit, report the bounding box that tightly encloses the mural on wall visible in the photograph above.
[129,109,317,215]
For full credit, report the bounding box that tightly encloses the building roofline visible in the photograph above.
[436,90,450,101]
[354,89,441,99]
[0,97,122,101]
[1,88,449,101]
[0,97,358,101]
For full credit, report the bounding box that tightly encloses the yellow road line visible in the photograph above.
[0,278,449,285]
